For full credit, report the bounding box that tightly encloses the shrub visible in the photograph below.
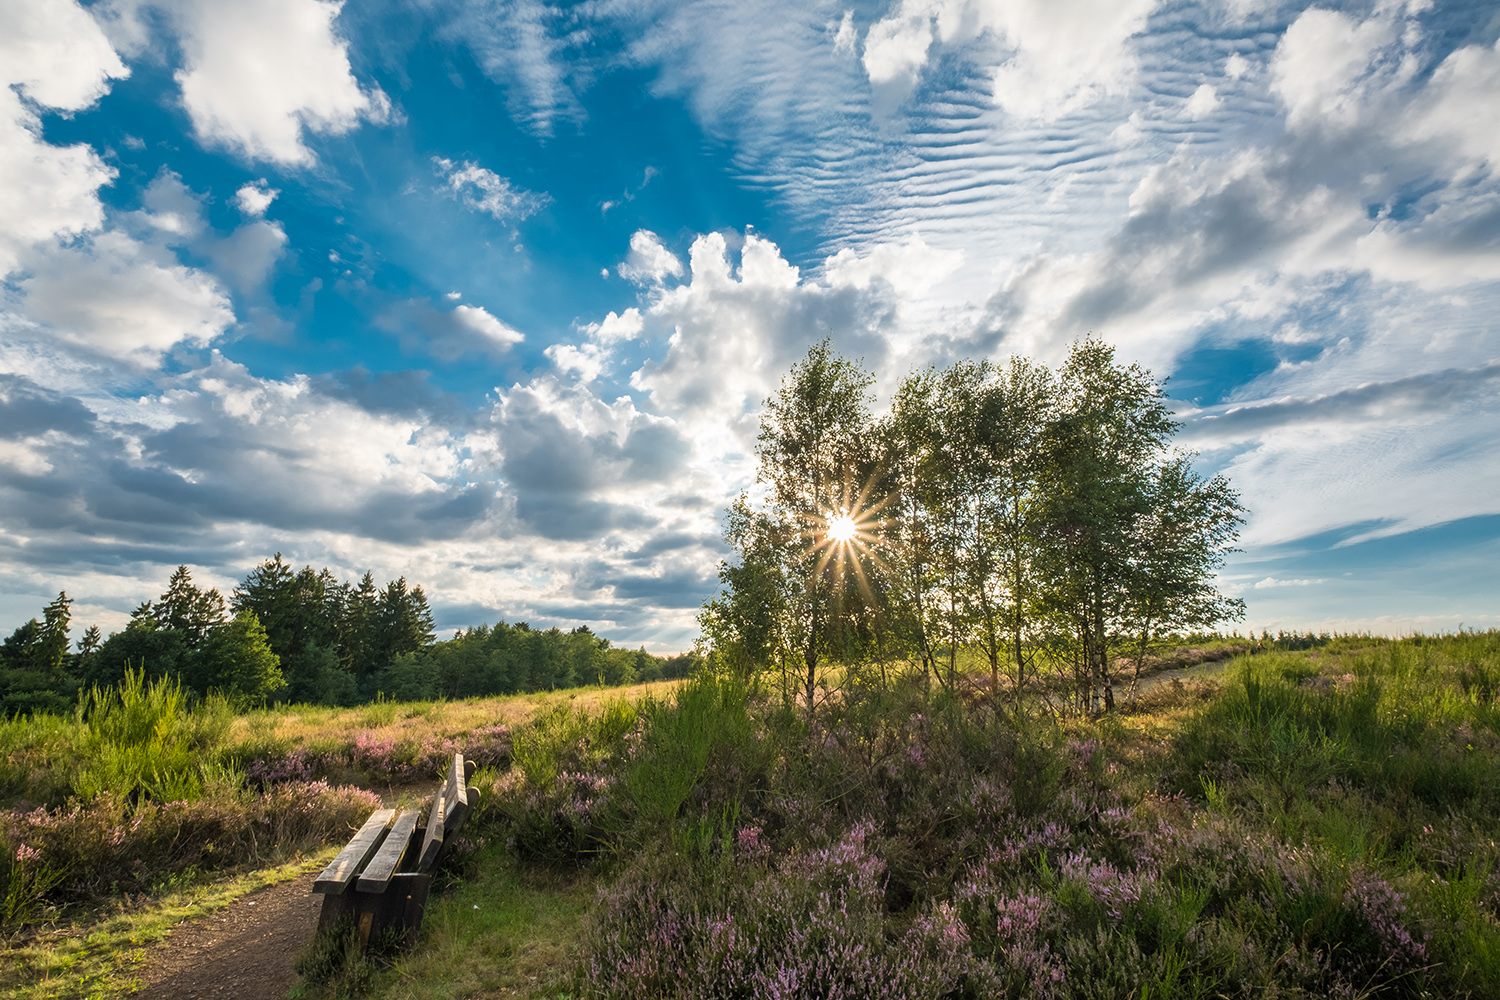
[0,780,378,916]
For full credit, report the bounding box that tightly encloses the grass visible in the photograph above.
[10,633,1500,999]
[301,847,594,1000]
[1,851,333,1000]
[228,679,684,752]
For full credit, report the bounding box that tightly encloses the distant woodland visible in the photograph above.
[0,556,696,715]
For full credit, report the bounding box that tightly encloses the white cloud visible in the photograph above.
[1270,7,1399,132]
[2,0,128,109]
[618,230,685,285]
[1252,577,1326,589]
[1224,52,1250,80]
[1183,83,1219,119]
[860,0,1158,119]
[208,220,289,295]
[120,170,287,295]
[20,231,234,365]
[233,181,279,217]
[433,157,549,222]
[0,93,117,277]
[545,342,607,382]
[831,10,857,57]
[980,0,1159,121]
[445,0,588,137]
[1402,37,1500,171]
[545,309,646,383]
[0,0,127,277]
[169,0,381,165]
[861,0,936,92]
[628,231,911,455]
[824,235,963,299]
[588,308,645,345]
[376,299,524,361]
[452,304,524,349]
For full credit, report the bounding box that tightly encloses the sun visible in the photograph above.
[826,511,858,544]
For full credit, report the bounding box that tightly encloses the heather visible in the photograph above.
[457,632,1500,1000]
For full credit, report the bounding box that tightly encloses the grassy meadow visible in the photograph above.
[5,634,1500,999]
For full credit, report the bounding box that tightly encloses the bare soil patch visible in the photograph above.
[133,869,321,1000]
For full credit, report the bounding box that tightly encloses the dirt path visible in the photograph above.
[134,869,322,1000]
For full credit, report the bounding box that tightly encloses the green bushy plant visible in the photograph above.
[72,668,237,804]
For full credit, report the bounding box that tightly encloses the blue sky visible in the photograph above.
[2,0,1498,650]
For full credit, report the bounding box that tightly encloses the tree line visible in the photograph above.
[0,555,694,715]
[698,338,1246,715]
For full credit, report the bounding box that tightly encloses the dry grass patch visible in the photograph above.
[231,680,685,751]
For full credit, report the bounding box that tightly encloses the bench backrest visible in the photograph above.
[417,753,480,873]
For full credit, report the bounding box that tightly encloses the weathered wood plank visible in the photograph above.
[314,809,395,894]
[416,789,445,872]
[356,809,419,893]
[442,753,467,809]
[443,753,474,832]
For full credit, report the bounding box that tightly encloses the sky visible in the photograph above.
[2,0,1499,652]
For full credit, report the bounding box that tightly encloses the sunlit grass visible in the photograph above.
[316,848,593,1000]
[2,852,334,1000]
[226,678,685,752]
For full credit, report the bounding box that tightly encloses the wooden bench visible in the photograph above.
[313,752,481,949]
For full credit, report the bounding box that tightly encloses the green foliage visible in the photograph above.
[2,843,66,936]
[192,609,284,701]
[703,339,1245,717]
[625,673,752,827]
[72,667,237,804]
[1,779,378,918]
[294,917,384,1000]
[1166,636,1500,822]
[393,619,695,701]
[466,635,1500,999]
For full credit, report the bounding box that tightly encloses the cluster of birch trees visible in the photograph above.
[698,338,1246,715]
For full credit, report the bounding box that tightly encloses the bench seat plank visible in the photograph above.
[357,809,419,893]
[315,808,396,894]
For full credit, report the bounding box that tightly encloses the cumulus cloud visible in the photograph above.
[2,0,128,109]
[19,232,235,365]
[617,230,685,285]
[545,309,645,382]
[233,181,279,216]
[165,0,385,165]
[628,231,903,448]
[1183,83,1219,119]
[1271,8,1400,132]
[123,169,288,296]
[433,157,549,223]
[1402,35,1500,171]
[0,0,127,276]
[208,220,289,295]
[493,376,688,540]
[980,0,1159,120]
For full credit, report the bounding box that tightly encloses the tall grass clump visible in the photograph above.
[73,668,238,804]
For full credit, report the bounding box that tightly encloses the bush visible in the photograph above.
[0,780,378,917]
